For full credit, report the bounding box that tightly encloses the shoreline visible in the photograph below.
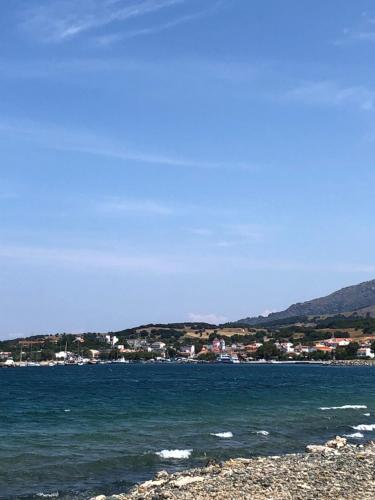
[92,437,375,499]
[2,359,375,368]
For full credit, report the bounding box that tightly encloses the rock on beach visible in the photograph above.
[92,438,375,500]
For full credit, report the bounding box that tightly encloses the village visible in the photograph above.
[1,320,375,367]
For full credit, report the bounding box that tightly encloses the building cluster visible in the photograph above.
[50,334,375,362]
[274,337,375,359]
[1,330,375,366]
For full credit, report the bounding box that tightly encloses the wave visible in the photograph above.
[36,493,59,498]
[256,430,269,436]
[344,432,364,439]
[320,405,367,410]
[351,424,375,431]
[156,449,192,459]
[210,432,233,439]
[364,413,371,417]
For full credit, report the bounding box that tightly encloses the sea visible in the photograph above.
[1,363,375,499]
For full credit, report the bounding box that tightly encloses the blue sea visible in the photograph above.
[1,363,375,499]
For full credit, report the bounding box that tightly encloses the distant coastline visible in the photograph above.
[2,313,375,368]
[3,358,375,369]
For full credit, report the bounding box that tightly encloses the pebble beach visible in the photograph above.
[94,437,375,500]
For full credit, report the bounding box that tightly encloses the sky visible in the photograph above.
[1,0,375,338]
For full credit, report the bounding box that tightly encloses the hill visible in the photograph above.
[236,279,375,326]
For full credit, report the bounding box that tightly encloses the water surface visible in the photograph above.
[1,364,375,498]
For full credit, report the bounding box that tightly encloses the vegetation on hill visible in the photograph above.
[236,279,375,325]
[2,294,375,363]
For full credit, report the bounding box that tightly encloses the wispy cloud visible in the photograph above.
[0,244,179,273]
[214,240,236,248]
[1,243,375,277]
[0,192,18,201]
[97,198,173,215]
[21,0,186,42]
[94,7,217,45]
[226,223,266,241]
[187,312,228,324]
[0,118,254,170]
[337,12,375,45]
[261,309,277,317]
[189,223,271,248]
[0,56,261,89]
[190,228,213,236]
[285,81,375,111]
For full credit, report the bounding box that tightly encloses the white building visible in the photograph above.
[105,335,119,346]
[151,341,166,350]
[301,345,316,353]
[180,345,195,357]
[276,342,294,354]
[55,351,68,360]
[127,339,147,348]
[358,347,375,359]
[327,338,351,347]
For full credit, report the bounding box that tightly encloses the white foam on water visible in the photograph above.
[320,405,367,410]
[64,409,71,412]
[210,432,233,439]
[351,424,375,431]
[36,493,59,498]
[344,432,364,439]
[256,430,269,436]
[156,449,192,459]
[364,413,371,417]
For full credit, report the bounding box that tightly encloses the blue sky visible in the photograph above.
[2,0,375,337]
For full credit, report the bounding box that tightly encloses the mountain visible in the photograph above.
[236,279,375,325]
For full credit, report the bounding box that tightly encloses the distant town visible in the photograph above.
[1,314,375,367]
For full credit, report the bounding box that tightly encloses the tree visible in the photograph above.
[256,342,279,360]
[346,342,359,358]
[335,342,359,360]
[198,352,217,362]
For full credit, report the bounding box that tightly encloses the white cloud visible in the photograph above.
[337,12,375,45]
[21,0,185,42]
[0,245,179,273]
[285,81,375,111]
[0,118,252,170]
[0,57,261,95]
[190,228,213,236]
[261,309,277,317]
[0,192,18,200]
[97,199,173,215]
[214,240,235,247]
[1,243,375,278]
[187,312,228,324]
[94,8,215,45]
[227,223,265,241]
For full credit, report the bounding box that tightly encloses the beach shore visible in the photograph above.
[327,359,375,367]
[92,437,375,500]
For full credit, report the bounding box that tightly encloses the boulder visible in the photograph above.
[325,436,347,449]
[306,445,330,454]
[171,476,205,488]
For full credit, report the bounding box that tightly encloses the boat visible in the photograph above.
[113,357,129,364]
[215,352,241,364]
[217,353,237,363]
[231,354,240,364]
